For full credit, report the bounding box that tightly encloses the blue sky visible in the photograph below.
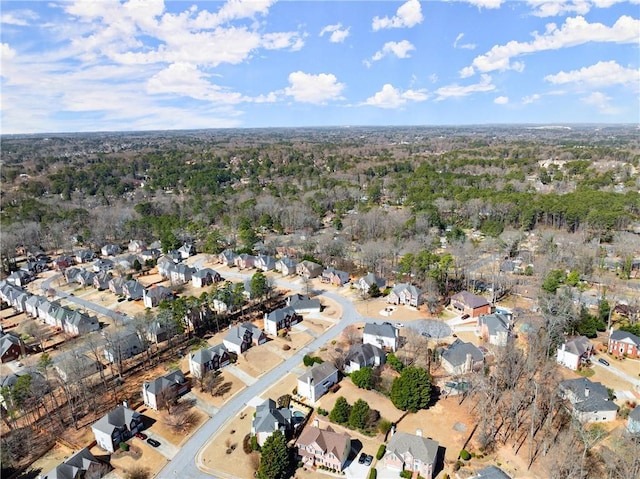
[1,0,638,133]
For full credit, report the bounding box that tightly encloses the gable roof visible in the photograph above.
[562,336,593,356]
[473,465,512,479]
[451,291,490,308]
[363,322,397,339]
[391,282,421,297]
[266,305,297,323]
[345,343,385,366]
[629,405,640,421]
[298,362,338,384]
[143,369,186,395]
[92,405,140,435]
[441,339,484,367]
[386,431,439,465]
[253,398,292,434]
[190,343,228,365]
[610,330,640,346]
[287,294,321,311]
[360,273,386,288]
[478,313,510,335]
[296,426,350,462]
[0,333,23,357]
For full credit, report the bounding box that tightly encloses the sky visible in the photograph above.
[1,0,639,133]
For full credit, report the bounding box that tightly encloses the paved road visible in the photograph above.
[593,359,640,391]
[158,285,370,479]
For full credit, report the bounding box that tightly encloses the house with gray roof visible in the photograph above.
[382,431,440,479]
[477,313,512,346]
[192,268,222,288]
[356,273,386,295]
[92,258,115,273]
[297,362,339,403]
[93,271,112,290]
[264,306,301,335]
[103,331,146,364]
[54,354,102,382]
[74,249,95,264]
[440,339,484,375]
[559,377,618,423]
[363,321,399,352]
[25,294,46,318]
[321,267,350,287]
[40,447,109,479]
[286,293,321,315]
[178,242,196,259]
[188,343,230,379]
[275,257,297,276]
[296,260,323,279]
[170,263,194,284]
[92,405,143,453]
[218,249,238,267]
[471,465,512,479]
[63,309,99,336]
[142,369,190,411]
[344,343,386,373]
[6,270,31,287]
[608,329,640,359]
[100,244,122,257]
[387,283,422,307]
[143,285,173,308]
[108,277,126,295]
[223,322,266,355]
[122,280,144,300]
[557,336,594,371]
[255,254,276,272]
[627,404,640,435]
[251,398,293,446]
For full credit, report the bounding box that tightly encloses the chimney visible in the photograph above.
[416,429,422,437]
[465,353,473,372]
[123,400,129,408]
[584,388,589,398]
[313,418,319,428]
[561,343,566,351]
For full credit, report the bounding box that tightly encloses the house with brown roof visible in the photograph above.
[296,425,351,472]
[450,291,491,318]
[296,260,323,279]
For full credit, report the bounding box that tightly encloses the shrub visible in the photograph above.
[119,442,129,452]
[303,355,323,367]
[460,449,471,460]
[400,471,412,478]
[368,468,377,479]
[242,434,252,454]
[317,407,329,416]
[376,444,386,460]
[453,460,463,471]
[378,419,393,435]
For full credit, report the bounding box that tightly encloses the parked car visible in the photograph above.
[147,438,161,447]
[358,453,367,464]
[364,455,373,466]
[598,358,610,366]
[461,314,470,320]
[135,432,147,440]
[421,331,431,338]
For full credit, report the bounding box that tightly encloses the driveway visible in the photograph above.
[344,457,371,479]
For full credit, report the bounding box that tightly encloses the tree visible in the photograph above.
[257,430,290,479]
[250,271,268,300]
[351,367,374,390]
[390,366,432,412]
[329,396,351,424]
[348,399,370,430]
[368,282,381,298]
[541,269,565,294]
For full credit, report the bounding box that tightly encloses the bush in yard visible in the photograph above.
[368,468,377,479]
[303,355,323,367]
[125,466,150,479]
[119,442,129,452]
[400,470,412,478]
[376,444,386,460]
[329,396,351,425]
[351,367,374,390]
[348,399,370,430]
[460,449,471,460]
[378,419,392,435]
[390,366,432,412]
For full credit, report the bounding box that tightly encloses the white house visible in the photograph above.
[264,306,300,336]
[251,398,293,446]
[556,336,594,371]
[344,343,386,373]
[559,377,619,423]
[286,294,321,315]
[142,369,190,411]
[92,405,143,453]
[297,362,339,403]
[363,322,399,352]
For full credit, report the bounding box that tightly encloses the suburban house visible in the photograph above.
[189,344,230,379]
[286,294,321,315]
[92,258,115,273]
[21,258,48,274]
[122,280,145,300]
[76,270,95,288]
[54,354,102,382]
[235,253,256,270]
[556,336,594,371]
[52,255,74,270]
[92,405,143,453]
[344,343,386,373]
[254,254,276,272]
[37,300,60,327]
[157,257,176,278]
[128,239,147,253]
[363,322,399,352]
[382,431,440,479]
[25,294,46,318]
[356,273,386,295]
[192,268,222,288]
[440,339,484,375]
[170,264,194,284]
[93,271,112,290]
[0,333,25,363]
[63,309,100,336]
[627,405,640,435]
[40,447,110,479]
[296,425,351,472]
[142,369,190,411]
[477,313,512,346]
[559,377,619,423]
[108,277,126,295]
[471,465,512,479]
[296,260,323,279]
[251,398,293,446]
[74,249,95,264]
[223,322,266,355]
[146,321,169,344]
[608,329,640,359]
[103,332,146,364]
[264,306,301,335]
[297,362,339,403]
[7,270,32,287]
[321,267,350,287]
[140,248,161,262]
[64,267,82,284]
[218,249,238,267]
[165,250,182,263]
[101,244,122,257]
[178,242,196,259]
[275,257,297,276]
[450,291,492,318]
[143,286,173,308]
[387,283,422,307]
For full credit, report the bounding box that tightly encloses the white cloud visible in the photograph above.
[582,91,620,114]
[527,0,640,17]
[462,0,504,8]
[364,84,429,109]
[319,23,350,43]
[460,66,475,78]
[435,74,495,100]
[494,96,509,104]
[370,40,416,63]
[1,43,16,61]
[544,60,640,88]
[522,93,541,104]
[429,73,439,83]
[284,71,345,104]
[468,15,639,73]
[453,33,476,50]
[0,9,39,26]
[372,0,423,31]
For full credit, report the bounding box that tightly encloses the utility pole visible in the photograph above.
[528,381,538,469]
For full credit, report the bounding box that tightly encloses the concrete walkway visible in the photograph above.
[183,392,220,417]
[224,364,258,386]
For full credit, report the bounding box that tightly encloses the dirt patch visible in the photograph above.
[24,443,74,477]
[354,297,432,321]
[236,346,284,378]
[318,296,342,320]
[109,441,168,478]
[189,371,246,409]
[140,404,209,447]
